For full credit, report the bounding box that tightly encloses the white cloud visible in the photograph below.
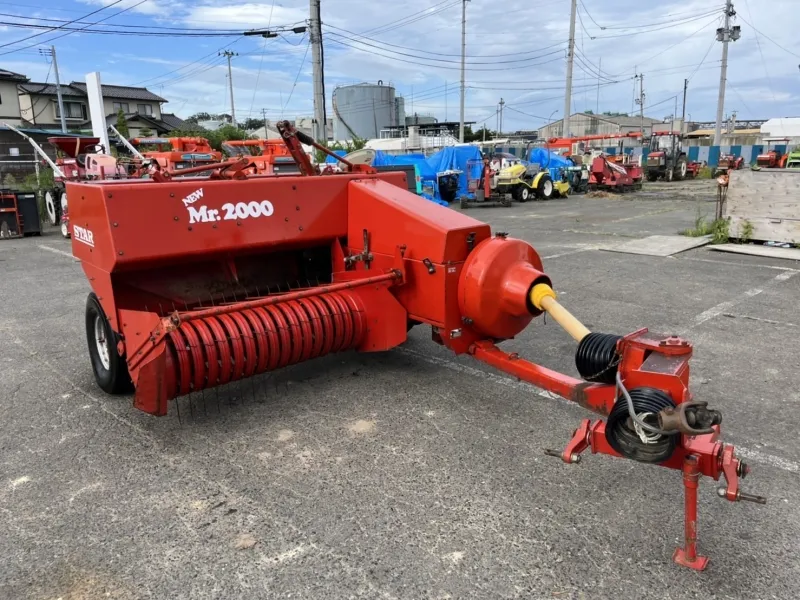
[17,0,799,126]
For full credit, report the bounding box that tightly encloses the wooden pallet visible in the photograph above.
[725,169,800,244]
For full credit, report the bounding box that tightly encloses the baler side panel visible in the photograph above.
[346,179,490,327]
[68,182,118,273]
[69,176,358,271]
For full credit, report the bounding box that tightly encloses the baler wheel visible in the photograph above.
[85,293,132,394]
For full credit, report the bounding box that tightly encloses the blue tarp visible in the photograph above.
[527,148,573,181]
[426,146,483,199]
[371,151,447,205]
[325,150,347,163]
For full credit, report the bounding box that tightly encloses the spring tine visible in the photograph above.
[255,284,261,298]
[210,293,215,307]
[232,288,238,302]
[171,301,177,313]
[175,394,182,425]
[158,303,164,316]
[188,390,195,420]
[201,389,208,417]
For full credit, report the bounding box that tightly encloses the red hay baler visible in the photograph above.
[67,121,764,571]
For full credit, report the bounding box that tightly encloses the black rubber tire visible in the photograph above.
[646,172,658,182]
[605,387,677,464]
[675,157,688,181]
[518,186,531,202]
[85,292,132,394]
[537,175,554,200]
[665,167,674,182]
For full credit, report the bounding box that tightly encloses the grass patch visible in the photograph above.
[696,165,714,179]
[681,214,730,244]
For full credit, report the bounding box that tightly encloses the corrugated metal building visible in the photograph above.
[538,112,663,139]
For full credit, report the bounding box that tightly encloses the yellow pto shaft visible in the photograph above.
[529,283,591,342]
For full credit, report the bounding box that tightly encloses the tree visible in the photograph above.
[241,117,265,131]
[167,124,251,151]
[115,109,130,139]
[139,127,153,138]
[314,137,367,164]
[462,125,495,142]
[602,111,627,117]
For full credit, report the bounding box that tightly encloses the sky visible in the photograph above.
[1,0,799,132]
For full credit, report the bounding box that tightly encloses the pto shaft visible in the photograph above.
[529,283,590,342]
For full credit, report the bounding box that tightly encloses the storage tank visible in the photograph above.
[333,82,396,140]
[394,96,405,127]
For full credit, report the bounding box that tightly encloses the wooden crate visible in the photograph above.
[725,169,800,243]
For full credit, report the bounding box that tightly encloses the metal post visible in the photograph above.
[681,78,688,134]
[459,0,468,143]
[47,47,67,133]
[673,455,709,570]
[562,0,577,139]
[714,0,736,146]
[635,73,645,137]
[219,50,238,127]
[498,98,505,136]
[310,0,326,142]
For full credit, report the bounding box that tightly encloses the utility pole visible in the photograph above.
[562,0,577,138]
[309,0,326,142]
[219,50,238,126]
[39,47,66,132]
[498,98,505,136]
[681,78,688,134]
[262,108,269,136]
[459,0,468,143]
[635,73,645,137]
[714,0,740,146]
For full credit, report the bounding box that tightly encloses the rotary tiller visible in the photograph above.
[68,121,764,571]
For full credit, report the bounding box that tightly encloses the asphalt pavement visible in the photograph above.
[1,179,798,599]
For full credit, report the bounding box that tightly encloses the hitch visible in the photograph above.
[545,417,766,571]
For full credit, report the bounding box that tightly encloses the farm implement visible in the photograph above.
[68,121,764,571]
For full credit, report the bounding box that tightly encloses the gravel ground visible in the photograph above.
[1,178,798,600]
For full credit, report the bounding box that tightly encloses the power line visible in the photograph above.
[741,0,776,102]
[737,15,800,58]
[281,39,311,117]
[0,0,124,50]
[325,30,566,66]
[360,0,460,37]
[324,23,567,59]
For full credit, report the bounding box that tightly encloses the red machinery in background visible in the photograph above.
[589,155,642,191]
[222,139,299,175]
[67,121,764,571]
[546,132,643,156]
[132,136,222,175]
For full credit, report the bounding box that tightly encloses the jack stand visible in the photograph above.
[673,455,709,571]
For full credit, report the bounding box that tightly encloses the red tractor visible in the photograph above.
[715,153,744,175]
[755,138,790,168]
[645,132,701,182]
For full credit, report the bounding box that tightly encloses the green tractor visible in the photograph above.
[786,146,800,169]
[494,161,570,201]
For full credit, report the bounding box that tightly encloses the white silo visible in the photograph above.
[333,81,396,140]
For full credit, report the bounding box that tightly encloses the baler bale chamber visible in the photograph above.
[67,122,764,571]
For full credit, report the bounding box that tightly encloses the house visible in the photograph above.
[16,78,183,136]
[538,112,663,139]
[0,69,29,126]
